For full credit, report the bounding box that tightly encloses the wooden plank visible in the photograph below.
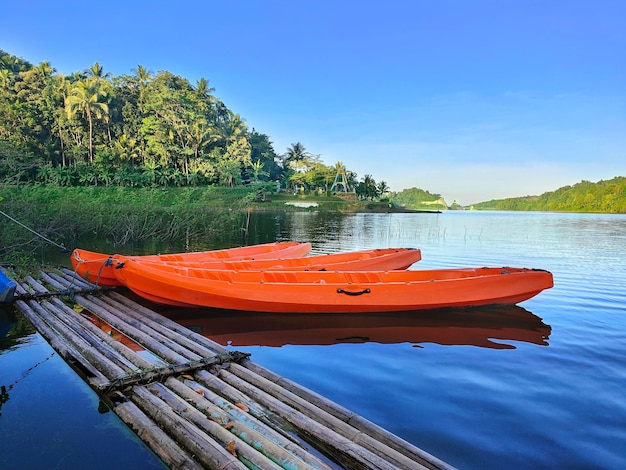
[219,367,424,470]
[74,294,192,365]
[111,396,203,470]
[14,299,109,389]
[45,298,151,371]
[164,377,332,470]
[97,294,220,359]
[107,291,229,355]
[131,386,248,470]
[240,359,454,470]
[147,382,286,470]
[195,370,401,469]
[25,300,127,380]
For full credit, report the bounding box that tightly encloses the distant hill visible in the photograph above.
[471,176,626,213]
[389,187,448,210]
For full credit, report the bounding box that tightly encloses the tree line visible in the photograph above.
[0,49,389,201]
[472,177,626,213]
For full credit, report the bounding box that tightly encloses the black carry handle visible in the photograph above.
[337,288,371,296]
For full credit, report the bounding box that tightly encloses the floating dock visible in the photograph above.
[4,266,454,470]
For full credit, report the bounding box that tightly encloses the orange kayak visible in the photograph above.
[71,241,312,286]
[121,247,422,272]
[113,257,554,313]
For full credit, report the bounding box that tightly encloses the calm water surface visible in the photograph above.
[1,211,625,469]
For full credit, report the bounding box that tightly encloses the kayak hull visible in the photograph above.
[122,247,422,272]
[113,258,554,313]
[71,241,312,286]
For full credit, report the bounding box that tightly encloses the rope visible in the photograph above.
[0,209,69,252]
[71,251,115,287]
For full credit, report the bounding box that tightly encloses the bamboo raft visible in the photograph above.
[6,267,455,470]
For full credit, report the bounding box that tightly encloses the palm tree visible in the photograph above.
[283,142,310,173]
[85,62,111,80]
[251,159,268,183]
[377,180,389,197]
[132,64,152,112]
[194,77,215,98]
[0,55,26,73]
[65,79,109,162]
[35,61,55,78]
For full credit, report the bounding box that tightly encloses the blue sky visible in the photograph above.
[2,0,625,204]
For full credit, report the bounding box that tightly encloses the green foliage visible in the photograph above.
[0,185,259,260]
[390,187,447,210]
[1,49,386,203]
[471,177,626,213]
[0,50,279,189]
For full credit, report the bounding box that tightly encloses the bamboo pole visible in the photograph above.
[97,294,219,359]
[39,271,67,291]
[44,270,97,293]
[81,294,203,362]
[188,374,302,447]
[111,396,203,470]
[41,299,139,373]
[53,269,97,288]
[195,370,398,469]
[24,275,48,294]
[187,377,342,469]
[47,297,154,370]
[107,291,228,354]
[239,359,454,470]
[61,268,101,289]
[225,363,430,470]
[13,279,29,296]
[148,382,286,470]
[92,351,249,394]
[74,294,191,364]
[25,299,127,380]
[190,373,340,467]
[164,377,331,470]
[105,292,449,467]
[131,386,248,470]
[195,370,274,421]
[14,300,109,389]
[219,367,425,470]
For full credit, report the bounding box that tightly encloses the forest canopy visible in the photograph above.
[0,48,393,199]
[1,49,624,213]
[471,177,626,213]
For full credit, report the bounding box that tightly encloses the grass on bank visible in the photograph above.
[0,184,395,266]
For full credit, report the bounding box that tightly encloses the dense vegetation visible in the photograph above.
[0,49,392,201]
[0,185,258,263]
[472,177,626,213]
[389,187,448,210]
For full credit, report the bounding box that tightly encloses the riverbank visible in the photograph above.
[0,184,431,214]
[0,185,431,265]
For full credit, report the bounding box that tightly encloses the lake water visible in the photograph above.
[1,210,625,469]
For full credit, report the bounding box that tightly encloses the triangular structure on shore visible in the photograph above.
[330,162,351,192]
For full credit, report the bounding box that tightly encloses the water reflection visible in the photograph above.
[163,305,551,350]
[0,307,36,352]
